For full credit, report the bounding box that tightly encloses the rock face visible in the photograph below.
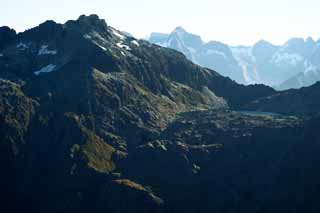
[1,15,320,213]
[149,29,320,89]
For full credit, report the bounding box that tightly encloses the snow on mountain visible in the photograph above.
[34,64,56,75]
[230,46,260,84]
[205,49,227,59]
[111,28,126,40]
[131,40,139,46]
[276,39,320,90]
[278,60,320,90]
[16,42,29,50]
[231,47,256,63]
[149,28,320,89]
[38,45,57,55]
[149,27,245,84]
[271,52,303,66]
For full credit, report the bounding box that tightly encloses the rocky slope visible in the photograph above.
[243,82,320,115]
[1,15,320,213]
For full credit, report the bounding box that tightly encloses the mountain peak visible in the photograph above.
[285,37,305,46]
[255,39,273,46]
[0,26,17,49]
[64,14,109,35]
[306,36,315,44]
[78,14,101,22]
[172,26,187,34]
[76,14,108,27]
[253,39,276,50]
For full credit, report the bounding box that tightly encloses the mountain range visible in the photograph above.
[149,27,320,90]
[1,14,320,213]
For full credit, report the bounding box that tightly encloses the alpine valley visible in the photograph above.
[1,15,320,213]
[149,27,320,89]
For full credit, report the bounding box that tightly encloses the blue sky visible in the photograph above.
[1,0,319,45]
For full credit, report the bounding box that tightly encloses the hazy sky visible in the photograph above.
[1,0,319,45]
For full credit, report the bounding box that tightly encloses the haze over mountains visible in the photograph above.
[149,27,320,90]
[1,14,320,213]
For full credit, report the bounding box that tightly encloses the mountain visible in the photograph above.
[277,39,320,90]
[149,28,320,89]
[149,27,246,84]
[243,82,320,115]
[1,14,320,213]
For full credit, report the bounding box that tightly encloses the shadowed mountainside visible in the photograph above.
[1,15,320,213]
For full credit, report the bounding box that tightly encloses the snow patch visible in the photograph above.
[131,40,140,47]
[92,31,108,43]
[231,47,260,84]
[271,52,303,66]
[159,144,167,151]
[111,28,125,40]
[206,49,226,58]
[117,42,131,51]
[34,64,56,75]
[38,45,57,55]
[84,34,92,39]
[231,47,256,63]
[304,61,318,74]
[94,42,107,51]
[238,63,251,83]
[84,32,109,51]
[16,42,29,50]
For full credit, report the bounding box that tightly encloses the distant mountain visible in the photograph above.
[278,39,320,90]
[149,27,246,84]
[149,28,320,89]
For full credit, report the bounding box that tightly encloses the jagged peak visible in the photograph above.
[253,39,276,49]
[306,36,315,44]
[254,39,273,46]
[21,20,60,34]
[172,26,187,34]
[17,19,63,42]
[284,37,305,46]
[39,20,58,27]
[77,14,107,26]
[0,26,17,49]
[170,26,203,46]
[65,14,108,34]
[0,26,16,34]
